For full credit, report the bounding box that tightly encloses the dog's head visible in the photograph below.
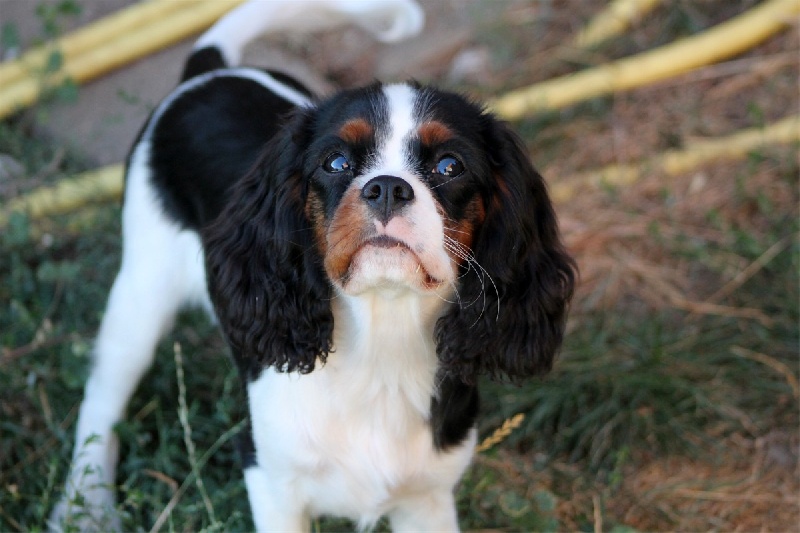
[204,82,575,381]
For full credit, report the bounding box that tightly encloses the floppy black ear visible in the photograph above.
[436,117,576,383]
[203,112,333,377]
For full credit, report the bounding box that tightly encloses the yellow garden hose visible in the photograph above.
[574,0,664,48]
[0,0,191,87]
[550,115,800,203]
[492,0,800,120]
[0,0,246,119]
[0,164,123,228]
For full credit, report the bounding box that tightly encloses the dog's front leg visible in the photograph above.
[388,491,460,533]
[244,466,311,533]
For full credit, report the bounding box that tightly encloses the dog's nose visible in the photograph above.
[361,175,414,223]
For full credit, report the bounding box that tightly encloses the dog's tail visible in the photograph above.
[182,0,424,81]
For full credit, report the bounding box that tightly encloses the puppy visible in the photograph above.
[52,0,575,530]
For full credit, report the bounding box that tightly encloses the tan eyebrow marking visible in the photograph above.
[338,118,374,144]
[417,121,453,146]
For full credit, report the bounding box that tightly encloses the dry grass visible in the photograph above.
[560,152,797,318]
[612,431,799,531]
[469,3,799,530]
[542,27,799,318]
[472,430,799,532]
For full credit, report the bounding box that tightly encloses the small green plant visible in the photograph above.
[34,0,82,40]
[1,21,21,58]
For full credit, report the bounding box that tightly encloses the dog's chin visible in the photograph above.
[336,238,449,296]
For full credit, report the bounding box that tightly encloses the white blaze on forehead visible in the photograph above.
[377,83,417,174]
[334,83,455,293]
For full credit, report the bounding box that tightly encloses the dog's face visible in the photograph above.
[303,83,490,296]
[205,82,576,381]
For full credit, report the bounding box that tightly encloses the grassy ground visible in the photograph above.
[1,0,798,531]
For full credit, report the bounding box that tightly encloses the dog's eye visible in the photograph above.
[323,153,351,173]
[431,156,464,178]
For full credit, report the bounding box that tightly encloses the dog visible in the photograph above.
[51,0,575,530]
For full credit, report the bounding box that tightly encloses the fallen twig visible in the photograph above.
[704,235,794,305]
[672,487,798,503]
[731,345,800,399]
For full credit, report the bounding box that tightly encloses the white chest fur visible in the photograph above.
[246,289,476,527]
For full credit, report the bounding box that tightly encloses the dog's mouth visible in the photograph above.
[361,235,409,250]
[343,235,442,291]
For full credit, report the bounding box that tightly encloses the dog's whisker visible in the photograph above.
[430,174,464,189]
[442,224,472,237]
[443,237,500,321]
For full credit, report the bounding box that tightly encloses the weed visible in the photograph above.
[34,0,82,41]
[1,22,21,59]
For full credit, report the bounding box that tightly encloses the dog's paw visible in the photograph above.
[345,0,425,43]
[48,491,121,533]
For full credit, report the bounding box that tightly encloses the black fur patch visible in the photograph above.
[431,374,480,450]
[181,46,227,82]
